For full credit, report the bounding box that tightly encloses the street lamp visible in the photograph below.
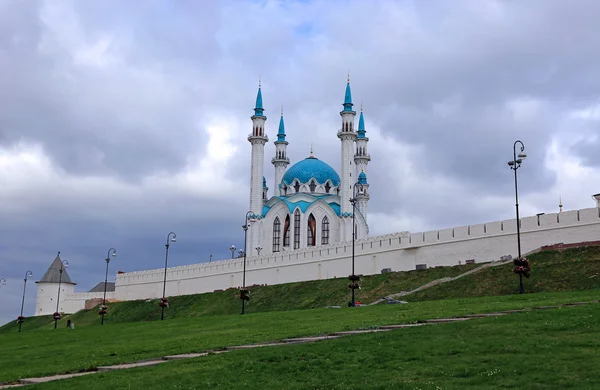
[0,278,5,287]
[348,182,363,307]
[18,271,33,332]
[161,232,176,320]
[54,258,69,329]
[508,140,528,294]
[100,248,116,325]
[240,211,255,314]
[256,246,262,256]
[230,245,236,259]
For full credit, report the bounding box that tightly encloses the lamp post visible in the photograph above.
[240,211,255,314]
[348,182,363,307]
[18,271,33,332]
[230,245,236,259]
[508,140,527,294]
[0,278,5,287]
[101,248,117,325]
[161,232,177,320]
[256,246,262,256]
[54,259,69,329]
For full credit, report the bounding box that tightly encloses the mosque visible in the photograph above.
[245,77,371,257]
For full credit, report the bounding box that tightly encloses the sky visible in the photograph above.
[1,0,599,325]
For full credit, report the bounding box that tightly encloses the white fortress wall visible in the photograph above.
[60,291,116,314]
[114,207,600,301]
[35,288,116,316]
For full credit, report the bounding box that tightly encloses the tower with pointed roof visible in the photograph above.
[337,74,358,241]
[272,107,290,196]
[354,105,371,179]
[248,80,269,253]
[356,171,370,227]
[35,252,76,316]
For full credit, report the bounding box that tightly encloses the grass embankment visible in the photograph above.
[0,290,599,384]
[407,245,600,302]
[32,303,600,389]
[1,262,481,332]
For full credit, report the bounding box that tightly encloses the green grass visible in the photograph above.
[1,262,482,332]
[4,246,598,334]
[407,246,600,302]
[31,303,600,389]
[0,290,599,385]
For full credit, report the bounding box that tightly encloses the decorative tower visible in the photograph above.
[354,104,371,179]
[248,80,269,253]
[271,107,290,196]
[35,252,76,316]
[337,74,358,241]
[356,171,370,229]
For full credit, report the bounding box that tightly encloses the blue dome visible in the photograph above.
[282,156,340,186]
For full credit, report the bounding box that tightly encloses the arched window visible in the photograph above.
[307,214,316,246]
[309,180,316,193]
[325,182,331,193]
[273,217,281,252]
[283,215,291,247]
[293,209,301,249]
[321,216,329,245]
[294,181,300,193]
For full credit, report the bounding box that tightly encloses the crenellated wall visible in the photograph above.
[114,207,600,301]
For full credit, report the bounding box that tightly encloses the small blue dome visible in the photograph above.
[263,176,267,188]
[358,171,367,185]
[282,156,341,186]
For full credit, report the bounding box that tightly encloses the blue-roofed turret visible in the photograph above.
[343,77,353,112]
[277,109,286,142]
[271,105,290,196]
[358,171,367,185]
[357,109,366,139]
[254,81,264,117]
[263,176,267,188]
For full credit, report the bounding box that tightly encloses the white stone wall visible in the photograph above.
[114,207,600,302]
[34,284,116,316]
[35,282,76,316]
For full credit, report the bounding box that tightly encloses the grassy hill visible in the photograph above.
[3,245,599,332]
[406,245,600,301]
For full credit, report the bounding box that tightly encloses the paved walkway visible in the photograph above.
[0,300,596,389]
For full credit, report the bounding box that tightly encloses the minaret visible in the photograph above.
[337,74,357,241]
[271,107,290,196]
[559,196,563,213]
[356,171,370,229]
[263,176,269,205]
[354,104,371,179]
[248,81,269,251]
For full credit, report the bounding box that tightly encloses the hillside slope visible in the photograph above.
[405,245,600,301]
[3,245,599,332]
